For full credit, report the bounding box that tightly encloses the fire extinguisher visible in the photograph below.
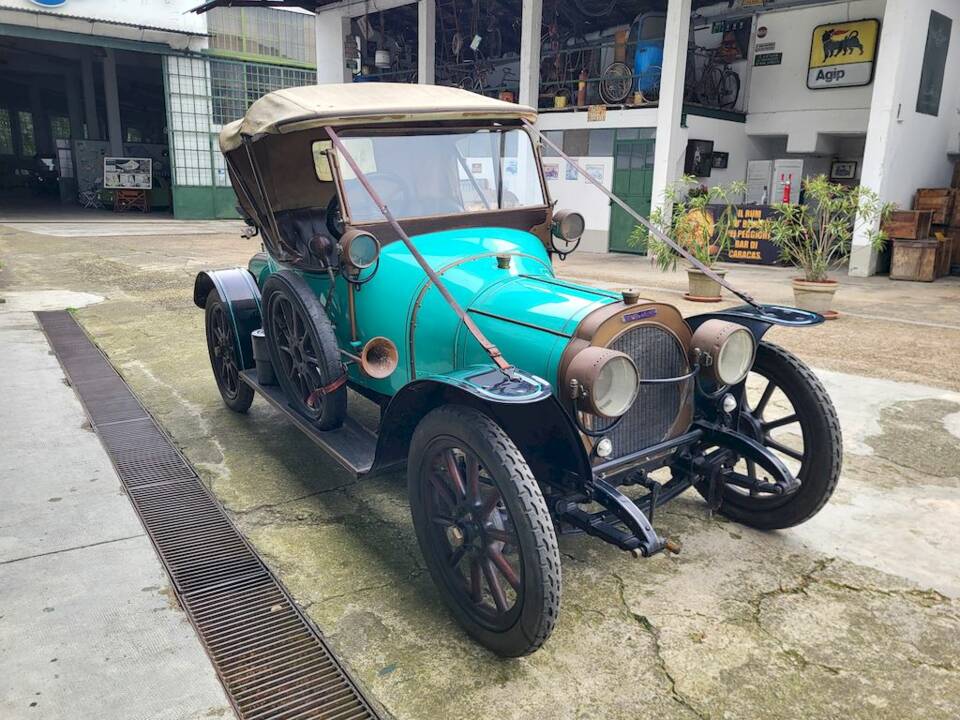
[782,173,792,203]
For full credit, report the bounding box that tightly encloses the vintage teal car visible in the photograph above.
[195,84,840,657]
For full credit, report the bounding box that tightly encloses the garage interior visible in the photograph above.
[0,36,171,217]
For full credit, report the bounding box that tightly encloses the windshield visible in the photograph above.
[323,128,546,223]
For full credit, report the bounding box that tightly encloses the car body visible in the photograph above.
[195,83,841,656]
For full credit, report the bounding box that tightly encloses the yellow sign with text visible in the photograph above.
[808,18,880,89]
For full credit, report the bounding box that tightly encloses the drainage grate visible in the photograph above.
[37,311,383,720]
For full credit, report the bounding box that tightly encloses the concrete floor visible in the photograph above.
[1,221,958,720]
[0,291,235,720]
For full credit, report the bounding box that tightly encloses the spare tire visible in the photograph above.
[262,270,347,430]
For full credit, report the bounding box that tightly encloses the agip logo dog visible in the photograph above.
[808,19,880,89]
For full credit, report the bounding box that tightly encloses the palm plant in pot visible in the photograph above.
[630,176,745,301]
[766,175,892,316]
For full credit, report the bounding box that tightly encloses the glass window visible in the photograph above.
[18,111,35,156]
[207,7,316,67]
[562,129,589,157]
[541,130,562,157]
[0,109,13,155]
[51,116,71,140]
[588,129,615,156]
[332,128,545,223]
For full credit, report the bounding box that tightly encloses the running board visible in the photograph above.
[239,370,377,477]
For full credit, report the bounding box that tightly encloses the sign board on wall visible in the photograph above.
[711,205,783,265]
[807,18,880,89]
[103,157,152,190]
[916,11,952,116]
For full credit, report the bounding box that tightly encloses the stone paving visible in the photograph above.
[1,220,958,720]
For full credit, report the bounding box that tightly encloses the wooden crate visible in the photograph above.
[950,195,960,228]
[914,188,955,225]
[952,159,960,189]
[890,238,938,282]
[884,209,933,239]
[936,235,951,277]
[937,226,960,272]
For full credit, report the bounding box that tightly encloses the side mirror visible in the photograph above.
[550,209,585,257]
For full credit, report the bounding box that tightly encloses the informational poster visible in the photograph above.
[103,157,152,189]
[807,18,880,89]
[773,159,803,205]
[745,160,773,204]
[916,11,952,116]
[711,204,783,265]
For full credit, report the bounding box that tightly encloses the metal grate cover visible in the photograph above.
[37,311,382,720]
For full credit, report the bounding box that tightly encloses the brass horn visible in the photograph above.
[359,336,398,379]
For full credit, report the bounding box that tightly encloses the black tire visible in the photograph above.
[705,342,842,529]
[205,290,254,413]
[262,270,346,430]
[408,405,561,657]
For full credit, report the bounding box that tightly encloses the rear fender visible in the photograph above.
[372,367,591,486]
[194,268,262,370]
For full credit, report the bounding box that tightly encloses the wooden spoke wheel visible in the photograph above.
[204,291,253,413]
[710,342,842,529]
[262,270,346,431]
[408,406,560,657]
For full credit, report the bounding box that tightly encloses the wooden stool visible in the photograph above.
[113,189,150,212]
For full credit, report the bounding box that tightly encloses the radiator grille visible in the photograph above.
[604,325,691,459]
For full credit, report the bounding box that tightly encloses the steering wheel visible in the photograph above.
[336,172,412,227]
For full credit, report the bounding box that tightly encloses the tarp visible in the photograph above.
[219,83,538,151]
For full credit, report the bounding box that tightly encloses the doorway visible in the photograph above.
[608,136,655,254]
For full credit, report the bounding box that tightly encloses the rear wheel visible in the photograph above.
[262,271,346,430]
[205,291,254,413]
[408,405,561,657]
[707,342,842,529]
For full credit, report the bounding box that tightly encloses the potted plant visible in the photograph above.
[766,175,892,315]
[630,176,746,301]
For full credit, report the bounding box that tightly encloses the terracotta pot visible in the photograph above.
[792,278,838,314]
[686,267,725,302]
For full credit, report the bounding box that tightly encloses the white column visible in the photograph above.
[519,0,542,107]
[418,0,436,84]
[81,54,99,140]
[102,49,123,155]
[849,0,907,277]
[650,0,692,216]
[315,9,352,84]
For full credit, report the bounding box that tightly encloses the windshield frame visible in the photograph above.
[328,124,551,228]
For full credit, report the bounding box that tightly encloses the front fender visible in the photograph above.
[686,303,824,342]
[371,366,591,486]
[194,268,262,370]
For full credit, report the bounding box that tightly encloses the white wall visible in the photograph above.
[851,0,960,274]
[745,0,885,151]
[544,156,614,253]
[683,114,773,187]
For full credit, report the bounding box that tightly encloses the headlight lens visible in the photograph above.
[340,229,380,271]
[690,320,756,386]
[566,346,639,418]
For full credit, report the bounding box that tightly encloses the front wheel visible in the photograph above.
[407,405,561,657]
[704,341,842,529]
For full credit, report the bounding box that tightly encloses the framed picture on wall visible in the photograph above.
[711,152,729,169]
[829,160,858,180]
[684,139,714,178]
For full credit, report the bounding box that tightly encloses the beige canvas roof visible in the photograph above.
[218,83,537,151]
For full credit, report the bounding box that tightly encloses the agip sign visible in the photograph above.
[807,18,880,89]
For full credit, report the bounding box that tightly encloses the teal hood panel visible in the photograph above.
[456,274,618,386]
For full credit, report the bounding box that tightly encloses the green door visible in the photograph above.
[608,137,656,254]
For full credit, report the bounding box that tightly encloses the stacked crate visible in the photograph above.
[887,209,937,281]
[912,173,960,278]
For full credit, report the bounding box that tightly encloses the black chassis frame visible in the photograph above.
[195,265,823,559]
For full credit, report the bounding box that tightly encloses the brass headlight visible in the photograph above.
[551,209,585,254]
[690,320,756,386]
[339,228,380,275]
[566,346,639,418]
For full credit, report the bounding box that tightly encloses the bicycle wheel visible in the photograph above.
[697,64,724,107]
[599,62,633,104]
[718,69,741,109]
